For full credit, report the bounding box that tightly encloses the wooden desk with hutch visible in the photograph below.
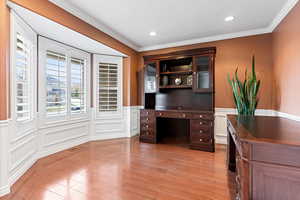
[227,115,300,200]
[139,47,216,152]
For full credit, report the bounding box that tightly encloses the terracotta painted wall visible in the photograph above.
[0,0,10,120]
[139,34,274,109]
[273,2,300,116]
[9,0,139,107]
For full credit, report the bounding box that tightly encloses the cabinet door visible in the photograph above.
[192,55,213,93]
[144,61,157,93]
[252,162,300,200]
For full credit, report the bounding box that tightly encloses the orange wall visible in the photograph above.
[273,2,300,116]
[0,0,10,120]
[9,0,139,107]
[139,34,274,109]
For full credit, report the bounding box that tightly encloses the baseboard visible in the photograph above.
[0,185,10,197]
[90,132,126,141]
[9,153,37,189]
[215,136,227,145]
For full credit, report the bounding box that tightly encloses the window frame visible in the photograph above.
[93,54,123,119]
[39,37,90,125]
[10,11,37,126]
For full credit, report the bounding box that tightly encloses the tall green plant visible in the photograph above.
[227,56,261,116]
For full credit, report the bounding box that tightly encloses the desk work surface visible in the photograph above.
[227,115,300,146]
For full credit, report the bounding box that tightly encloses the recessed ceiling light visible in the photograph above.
[225,16,234,22]
[149,31,157,36]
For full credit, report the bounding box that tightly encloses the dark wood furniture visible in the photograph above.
[139,48,216,152]
[227,115,300,200]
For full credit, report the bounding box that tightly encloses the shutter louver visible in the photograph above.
[16,33,31,121]
[98,62,118,112]
[46,51,67,116]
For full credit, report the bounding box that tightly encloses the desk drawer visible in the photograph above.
[140,116,155,124]
[140,123,155,132]
[140,130,154,138]
[191,135,213,145]
[156,111,191,119]
[140,109,155,117]
[190,119,212,130]
[191,113,214,120]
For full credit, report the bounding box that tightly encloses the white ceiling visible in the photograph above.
[8,2,126,57]
[51,0,298,51]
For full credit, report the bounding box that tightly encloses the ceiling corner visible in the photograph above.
[48,0,140,51]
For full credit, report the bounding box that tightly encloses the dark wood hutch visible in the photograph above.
[139,47,216,152]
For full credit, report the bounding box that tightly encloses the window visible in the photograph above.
[39,37,90,121]
[98,62,118,112]
[94,55,122,115]
[15,32,32,121]
[46,51,67,116]
[71,58,86,113]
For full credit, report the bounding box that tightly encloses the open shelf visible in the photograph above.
[159,85,192,89]
[160,70,193,75]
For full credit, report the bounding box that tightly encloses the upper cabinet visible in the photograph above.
[192,55,213,93]
[143,47,216,94]
[144,61,157,93]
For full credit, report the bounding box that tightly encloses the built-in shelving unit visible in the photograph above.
[139,47,216,152]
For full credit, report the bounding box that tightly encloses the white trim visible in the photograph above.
[93,54,123,119]
[38,36,91,125]
[214,108,277,116]
[48,0,139,51]
[0,185,10,197]
[139,28,270,51]
[276,111,300,122]
[49,0,298,52]
[269,0,299,31]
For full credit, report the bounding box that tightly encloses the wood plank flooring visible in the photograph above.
[1,137,235,200]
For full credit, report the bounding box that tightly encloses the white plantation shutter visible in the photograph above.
[71,58,86,113]
[98,62,118,112]
[45,51,67,116]
[15,32,31,121]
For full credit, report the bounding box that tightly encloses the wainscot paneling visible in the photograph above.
[1,106,141,197]
[37,121,90,159]
[0,120,10,196]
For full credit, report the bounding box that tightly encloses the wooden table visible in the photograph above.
[227,115,300,200]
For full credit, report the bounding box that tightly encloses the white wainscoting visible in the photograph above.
[0,120,10,196]
[90,106,141,141]
[37,120,90,159]
[0,106,141,197]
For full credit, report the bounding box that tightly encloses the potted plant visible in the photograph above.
[227,56,260,116]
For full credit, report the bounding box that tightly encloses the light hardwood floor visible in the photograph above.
[1,137,235,200]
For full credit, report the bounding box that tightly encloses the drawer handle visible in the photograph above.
[145,125,149,128]
[199,115,203,118]
[182,114,186,118]
[146,118,149,121]
[146,112,149,115]
[199,130,203,133]
[199,139,203,142]
[199,122,203,125]
[159,113,162,116]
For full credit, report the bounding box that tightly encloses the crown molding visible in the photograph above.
[138,28,271,52]
[48,0,140,51]
[268,0,299,31]
[49,0,298,52]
